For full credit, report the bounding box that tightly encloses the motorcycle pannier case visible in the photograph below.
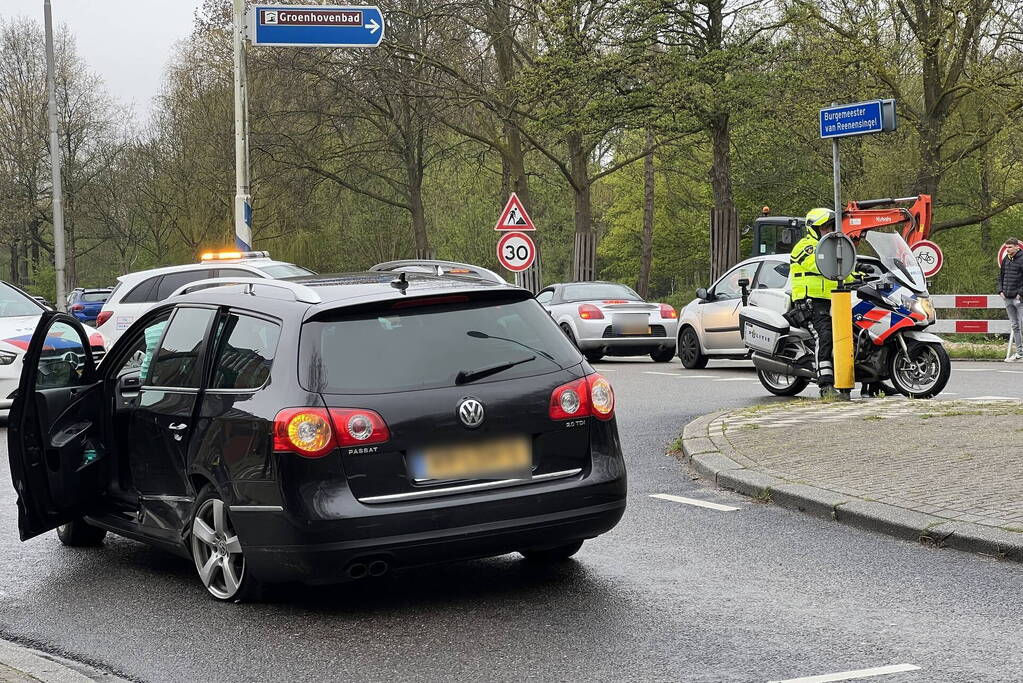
[739,306,789,355]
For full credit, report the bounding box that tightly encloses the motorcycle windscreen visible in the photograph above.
[864,232,927,292]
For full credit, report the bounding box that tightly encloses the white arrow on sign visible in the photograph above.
[366,19,380,33]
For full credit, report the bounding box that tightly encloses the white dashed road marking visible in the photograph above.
[642,371,681,376]
[677,374,719,379]
[768,663,921,683]
[650,493,740,511]
[714,378,760,382]
[964,395,1020,400]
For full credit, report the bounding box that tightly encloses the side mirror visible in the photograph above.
[696,287,709,301]
[738,278,751,306]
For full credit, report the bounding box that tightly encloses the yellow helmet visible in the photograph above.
[805,208,836,238]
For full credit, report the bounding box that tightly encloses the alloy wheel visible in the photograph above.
[191,498,246,600]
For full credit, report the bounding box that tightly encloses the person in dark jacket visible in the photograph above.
[999,238,1023,360]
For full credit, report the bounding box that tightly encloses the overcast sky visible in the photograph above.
[1,0,205,120]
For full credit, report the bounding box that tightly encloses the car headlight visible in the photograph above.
[0,351,17,365]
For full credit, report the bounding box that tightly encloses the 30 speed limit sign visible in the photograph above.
[496,231,536,272]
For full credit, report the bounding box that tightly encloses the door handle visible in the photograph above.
[168,422,188,431]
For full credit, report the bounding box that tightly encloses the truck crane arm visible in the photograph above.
[841,194,933,246]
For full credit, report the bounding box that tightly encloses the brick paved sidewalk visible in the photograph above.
[681,397,1023,560]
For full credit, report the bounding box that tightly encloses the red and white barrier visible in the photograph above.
[930,295,1011,335]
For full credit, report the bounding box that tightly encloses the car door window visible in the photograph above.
[155,270,217,301]
[536,290,554,305]
[754,260,789,289]
[712,264,759,300]
[36,321,90,389]
[121,277,161,304]
[211,314,281,390]
[111,313,173,377]
[146,308,216,388]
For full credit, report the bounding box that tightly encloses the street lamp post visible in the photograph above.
[233,0,252,251]
[43,0,66,311]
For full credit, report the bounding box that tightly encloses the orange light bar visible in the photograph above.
[199,250,269,262]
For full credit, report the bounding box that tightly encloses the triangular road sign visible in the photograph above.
[495,193,535,231]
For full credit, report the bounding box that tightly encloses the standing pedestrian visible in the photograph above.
[999,238,1023,361]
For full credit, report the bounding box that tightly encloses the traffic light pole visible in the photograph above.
[233,0,253,251]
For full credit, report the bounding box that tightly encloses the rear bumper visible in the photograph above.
[231,470,626,584]
[574,319,677,353]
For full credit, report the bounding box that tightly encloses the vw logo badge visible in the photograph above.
[457,398,485,429]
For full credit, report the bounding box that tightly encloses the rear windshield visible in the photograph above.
[82,292,110,302]
[300,298,580,394]
[258,264,315,278]
[561,283,642,302]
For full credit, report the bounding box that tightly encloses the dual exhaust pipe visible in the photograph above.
[347,559,389,580]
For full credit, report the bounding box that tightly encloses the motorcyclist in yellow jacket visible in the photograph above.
[790,208,840,397]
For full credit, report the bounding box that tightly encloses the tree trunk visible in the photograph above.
[568,131,595,281]
[9,243,19,285]
[708,112,738,280]
[405,149,432,260]
[980,141,992,252]
[637,130,656,298]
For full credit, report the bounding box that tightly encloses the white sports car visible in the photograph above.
[0,281,105,414]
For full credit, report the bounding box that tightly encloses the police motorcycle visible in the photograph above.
[738,230,950,399]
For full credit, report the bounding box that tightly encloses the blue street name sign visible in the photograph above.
[819,99,897,139]
[248,5,384,47]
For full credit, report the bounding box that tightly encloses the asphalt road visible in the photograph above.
[1,359,1022,682]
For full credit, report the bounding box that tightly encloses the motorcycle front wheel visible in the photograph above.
[756,368,810,396]
[887,340,951,399]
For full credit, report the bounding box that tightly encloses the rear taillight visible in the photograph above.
[578,304,604,320]
[273,407,391,457]
[659,304,677,319]
[274,408,335,458]
[71,303,85,312]
[328,408,390,447]
[549,373,615,421]
[95,311,112,326]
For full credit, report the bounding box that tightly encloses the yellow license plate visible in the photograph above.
[414,437,532,480]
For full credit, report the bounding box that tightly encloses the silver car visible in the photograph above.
[677,255,789,368]
[537,282,678,362]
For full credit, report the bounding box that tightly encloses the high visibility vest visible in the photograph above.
[790,235,838,301]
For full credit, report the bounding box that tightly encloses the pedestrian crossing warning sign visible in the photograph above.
[494,193,535,231]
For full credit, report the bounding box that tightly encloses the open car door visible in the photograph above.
[7,312,106,540]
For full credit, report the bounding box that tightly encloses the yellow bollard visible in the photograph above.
[830,289,855,392]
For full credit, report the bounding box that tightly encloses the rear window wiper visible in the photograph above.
[456,355,536,385]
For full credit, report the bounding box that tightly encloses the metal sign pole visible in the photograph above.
[43,0,66,311]
[233,0,253,251]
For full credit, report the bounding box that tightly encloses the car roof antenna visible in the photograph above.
[390,271,409,294]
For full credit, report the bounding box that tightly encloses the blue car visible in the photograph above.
[67,288,111,323]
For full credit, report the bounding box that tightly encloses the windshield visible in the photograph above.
[561,283,642,302]
[864,231,926,291]
[258,264,315,278]
[0,283,44,317]
[81,292,110,302]
[300,298,580,394]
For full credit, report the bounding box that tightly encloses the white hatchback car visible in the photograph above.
[677,255,789,368]
[0,280,105,414]
[96,252,314,344]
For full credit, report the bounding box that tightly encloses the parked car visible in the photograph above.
[676,255,789,368]
[95,251,314,344]
[8,271,626,602]
[0,281,104,416]
[67,288,112,324]
[537,282,678,362]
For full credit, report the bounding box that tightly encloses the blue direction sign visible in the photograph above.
[249,5,384,47]
[819,99,896,139]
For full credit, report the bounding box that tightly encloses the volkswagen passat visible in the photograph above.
[8,273,627,601]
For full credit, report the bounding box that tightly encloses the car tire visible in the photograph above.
[677,327,708,369]
[519,539,584,563]
[56,519,107,547]
[584,352,604,363]
[189,486,262,603]
[649,347,674,363]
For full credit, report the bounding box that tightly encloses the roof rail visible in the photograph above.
[170,277,322,304]
[370,259,508,285]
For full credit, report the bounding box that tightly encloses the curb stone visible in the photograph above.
[678,407,1023,562]
[0,639,131,683]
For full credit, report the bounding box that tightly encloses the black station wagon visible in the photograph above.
[8,273,627,601]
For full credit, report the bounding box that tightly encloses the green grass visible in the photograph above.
[945,341,1008,359]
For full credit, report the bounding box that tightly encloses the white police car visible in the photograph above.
[96,251,314,344]
[0,280,105,415]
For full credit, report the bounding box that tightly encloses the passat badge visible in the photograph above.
[457,398,484,429]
